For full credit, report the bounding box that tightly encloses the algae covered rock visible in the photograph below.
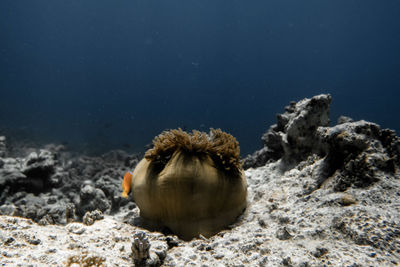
[128,128,247,240]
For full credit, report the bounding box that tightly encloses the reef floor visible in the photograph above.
[1,94,400,266]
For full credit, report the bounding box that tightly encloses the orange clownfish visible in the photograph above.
[121,171,133,199]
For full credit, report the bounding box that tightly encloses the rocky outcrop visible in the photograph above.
[243,94,331,168]
[315,120,399,192]
[243,94,400,178]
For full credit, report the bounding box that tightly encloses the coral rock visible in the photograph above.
[131,232,150,264]
[244,94,331,168]
[22,149,56,178]
[316,120,398,191]
[77,182,110,217]
[83,209,104,226]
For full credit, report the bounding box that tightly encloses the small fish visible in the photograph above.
[121,171,133,198]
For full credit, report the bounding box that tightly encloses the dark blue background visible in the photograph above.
[0,0,399,155]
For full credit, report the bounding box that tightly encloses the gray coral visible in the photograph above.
[243,94,331,168]
[131,231,151,266]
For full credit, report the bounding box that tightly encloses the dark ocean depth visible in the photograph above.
[0,0,399,156]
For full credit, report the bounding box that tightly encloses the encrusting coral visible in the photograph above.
[123,128,247,240]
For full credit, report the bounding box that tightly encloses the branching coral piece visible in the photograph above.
[131,231,150,265]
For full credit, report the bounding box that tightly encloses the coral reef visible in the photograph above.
[0,94,399,266]
[132,128,247,240]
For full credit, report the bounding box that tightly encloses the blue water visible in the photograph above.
[0,0,399,155]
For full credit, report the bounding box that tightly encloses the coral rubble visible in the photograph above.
[0,145,140,225]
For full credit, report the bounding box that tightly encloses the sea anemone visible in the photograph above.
[128,128,247,240]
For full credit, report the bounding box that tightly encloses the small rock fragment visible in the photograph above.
[83,209,104,226]
[313,247,328,258]
[165,236,180,249]
[276,227,293,240]
[25,235,41,245]
[67,223,86,235]
[39,214,54,226]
